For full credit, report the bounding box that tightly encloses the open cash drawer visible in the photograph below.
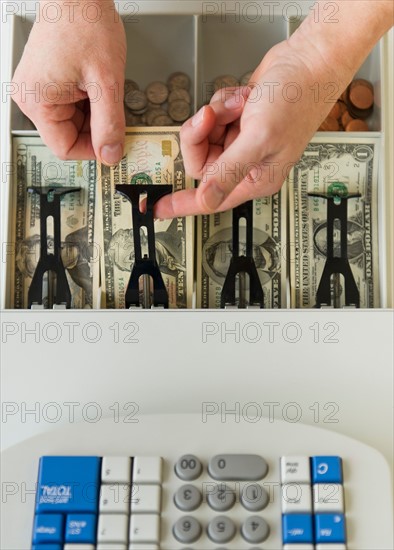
[1,1,393,309]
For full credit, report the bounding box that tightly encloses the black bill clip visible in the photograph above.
[308,182,360,308]
[220,200,264,309]
[115,184,172,309]
[27,186,81,309]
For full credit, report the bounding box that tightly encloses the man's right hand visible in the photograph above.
[12,0,126,165]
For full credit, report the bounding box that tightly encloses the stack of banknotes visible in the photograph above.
[10,131,379,308]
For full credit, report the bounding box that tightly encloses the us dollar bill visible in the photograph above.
[99,127,194,308]
[289,136,380,308]
[11,136,98,308]
[196,190,287,308]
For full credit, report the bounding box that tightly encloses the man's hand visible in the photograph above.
[12,0,126,165]
[154,38,345,219]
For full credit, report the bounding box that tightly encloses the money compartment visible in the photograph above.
[2,5,393,308]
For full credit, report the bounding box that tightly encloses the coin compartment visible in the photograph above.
[2,4,393,307]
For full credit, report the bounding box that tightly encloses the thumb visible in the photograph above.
[87,75,125,165]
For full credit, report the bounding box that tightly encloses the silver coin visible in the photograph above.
[125,110,142,126]
[125,90,148,112]
[168,99,191,122]
[214,74,239,91]
[146,81,169,105]
[153,114,173,126]
[168,72,191,91]
[146,108,168,126]
[168,88,191,104]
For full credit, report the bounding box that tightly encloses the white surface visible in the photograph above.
[0,413,393,549]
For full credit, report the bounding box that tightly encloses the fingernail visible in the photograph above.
[100,143,123,165]
[202,184,225,210]
[224,95,244,110]
[191,106,205,127]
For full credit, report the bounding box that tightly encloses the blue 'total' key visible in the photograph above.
[312,456,343,483]
[32,546,62,550]
[32,514,63,544]
[315,513,346,543]
[35,456,101,514]
[282,514,313,543]
[65,514,97,543]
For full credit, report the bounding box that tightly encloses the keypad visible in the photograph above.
[31,454,347,549]
[281,456,347,547]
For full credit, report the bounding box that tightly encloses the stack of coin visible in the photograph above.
[318,78,374,132]
[123,72,192,127]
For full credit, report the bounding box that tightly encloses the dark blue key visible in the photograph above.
[315,513,346,543]
[35,456,101,514]
[65,514,97,543]
[32,514,63,544]
[312,456,343,483]
[32,546,62,550]
[282,514,313,543]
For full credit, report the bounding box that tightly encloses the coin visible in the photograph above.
[125,90,148,112]
[125,110,143,126]
[146,108,167,126]
[168,99,191,122]
[146,81,169,104]
[153,114,174,126]
[214,75,239,91]
[168,88,191,104]
[168,72,191,91]
[348,79,374,110]
[341,110,354,128]
[345,119,369,131]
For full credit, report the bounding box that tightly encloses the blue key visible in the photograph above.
[32,546,62,550]
[35,456,101,514]
[315,513,346,543]
[65,514,97,543]
[282,514,313,543]
[312,456,343,483]
[32,514,63,544]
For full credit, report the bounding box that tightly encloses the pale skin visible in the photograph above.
[12,0,394,217]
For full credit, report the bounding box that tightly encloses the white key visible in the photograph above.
[281,456,311,484]
[316,545,347,550]
[129,546,160,550]
[133,457,162,484]
[313,483,344,513]
[97,545,127,550]
[282,483,312,513]
[100,483,130,513]
[131,484,161,513]
[129,514,160,543]
[64,546,95,550]
[102,457,131,484]
[97,514,128,543]
[283,545,314,550]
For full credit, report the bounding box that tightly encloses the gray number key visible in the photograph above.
[175,455,202,481]
[207,483,235,511]
[207,516,236,543]
[174,484,202,511]
[241,483,269,511]
[208,455,268,481]
[173,516,202,543]
[241,515,270,543]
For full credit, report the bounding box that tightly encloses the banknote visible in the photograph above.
[289,136,380,308]
[99,127,194,308]
[11,137,98,308]
[196,191,287,308]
